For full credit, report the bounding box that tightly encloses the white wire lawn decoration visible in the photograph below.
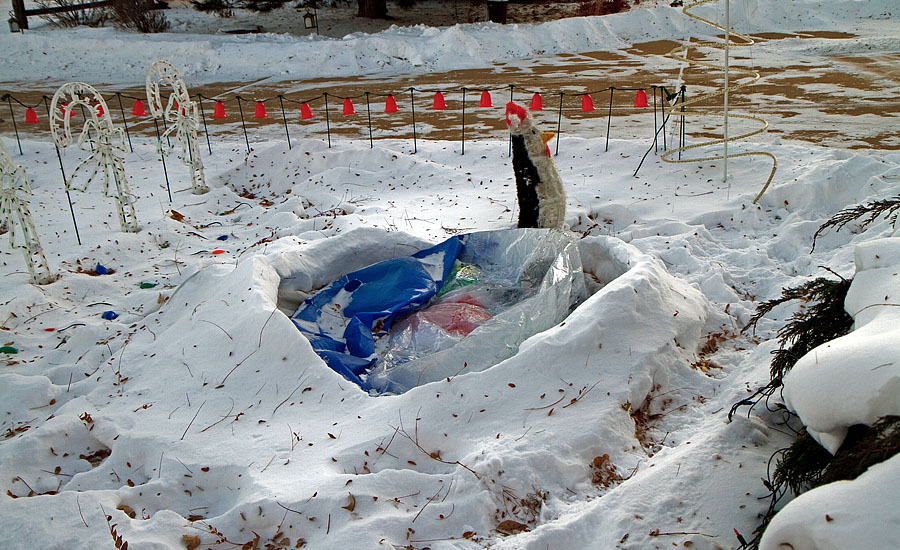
[0,139,55,285]
[49,82,140,234]
[146,61,209,195]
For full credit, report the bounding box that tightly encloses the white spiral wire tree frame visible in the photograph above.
[145,61,209,195]
[663,0,777,204]
[0,139,55,284]
[49,82,140,234]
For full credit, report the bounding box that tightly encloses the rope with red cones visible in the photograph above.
[2,82,666,166]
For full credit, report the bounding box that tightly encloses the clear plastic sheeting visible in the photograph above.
[291,228,587,394]
[367,229,587,394]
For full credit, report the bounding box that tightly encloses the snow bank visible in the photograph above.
[1,0,895,85]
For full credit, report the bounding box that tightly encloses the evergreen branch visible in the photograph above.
[812,195,900,251]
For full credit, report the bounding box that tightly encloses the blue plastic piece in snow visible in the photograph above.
[217,235,228,241]
[101,310,119,320]
[292,235,463,387]
[95,264,109,275]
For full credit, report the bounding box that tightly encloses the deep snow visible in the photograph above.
[1,1,899,549]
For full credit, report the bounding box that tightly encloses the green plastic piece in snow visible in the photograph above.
[0,346,18,354]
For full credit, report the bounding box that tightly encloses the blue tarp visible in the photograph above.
[291,236,463,385]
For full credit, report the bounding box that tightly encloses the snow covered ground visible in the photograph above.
[1,1,899,549]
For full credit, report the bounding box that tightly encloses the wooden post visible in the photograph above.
[12,0,28,30]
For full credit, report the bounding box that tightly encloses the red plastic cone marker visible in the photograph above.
[95,103,105,117]
[24,107,38,124]
[529,92,543,111]
[432,92,446,110]
[254,101,267,119]
[300,103,314,120]
[132,99,147,117]
[61,103,76,118]
[342,98,355,115]
[634,89,649,108]
[581,94,595,112]
[384,95,398,113]
[212,101,226,119]
[479,90,492,107]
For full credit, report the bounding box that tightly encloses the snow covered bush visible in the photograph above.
[36,0,110,27]
[737,205,900,549]
[110,0,170,33]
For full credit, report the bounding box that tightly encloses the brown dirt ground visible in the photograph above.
[2,18,898,151]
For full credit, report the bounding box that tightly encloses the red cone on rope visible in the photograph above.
[61,103,76,117]
[479,90,492,107]
[24,107,39,124]
[132,99,147,117]
[300,103,314,120]
[254,101,268,119]
[342,98,356,115]
[529,92,543,111]
[212,101,226,119]
[581,94,595,112]
[95,103,105,117]
[634,89,649,108]
[384,95,398,113]
[432,92,446,110]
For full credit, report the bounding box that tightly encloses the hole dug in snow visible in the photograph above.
[280,228,594,394]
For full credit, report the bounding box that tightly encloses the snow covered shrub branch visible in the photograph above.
[735,266,900,549]
[734,274,855,549]
[812,194,900,251]
[742,274,853,380]
[110,0,170,33]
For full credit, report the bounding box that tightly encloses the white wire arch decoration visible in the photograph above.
[146,60,209,195]
[49,82,140,234]
[0,139,55,284]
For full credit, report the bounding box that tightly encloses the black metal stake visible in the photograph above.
[278,95,292,150]
[5,95,23,155]
[153,118,173,202]
[43,96,81,245]
[679,85,686,160]
[681,85,687,150]
[365,92,373,149]
[662,87,668,151]
[652,87,658,153]
[323,93,331,149]
[508,84,514,157]
[460,87,466,156]
[555,92,564,156]
[236,96,251,154]
[115,93,134,153]
[605,87,615,152]
[197,94,213,155]
[409,88,417,154]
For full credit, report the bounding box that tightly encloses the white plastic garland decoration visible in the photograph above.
[49,82,140,233]
[0,139,55,284]
[146,61,209,195]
